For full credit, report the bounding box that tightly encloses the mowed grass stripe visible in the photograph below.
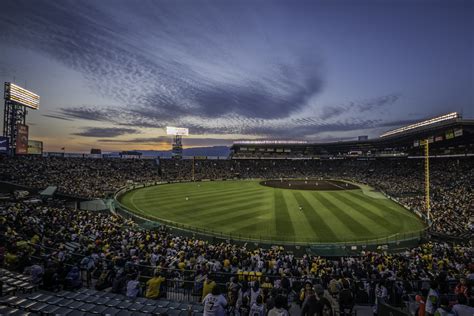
[199,201,269,226]
[145,187,255,202]
[274,190,295,237]
[315,192,376,240]
[137,189,268,216]
[193,196,272,223]
[231,221,272,238]
[140,182,246,199]
[205,209,267,232]
[304,192,355,240]
[345,191,425,232]
[148,189,264,212]
[348,191,417,217]
[142,186,258,204]
[160,192,271,220]
[222,215,269,235]
[327,192,396,234]
[293,192,338,241]
[134,198,266,228]
[282,191,319,241]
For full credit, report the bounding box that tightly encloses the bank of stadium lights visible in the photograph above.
[5,82,40,110]
[234,140,308,145]
[166,126,188,160]
[166,126,189,136]
[380,112,460,138]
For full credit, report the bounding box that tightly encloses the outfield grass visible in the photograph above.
[118,180,426,243]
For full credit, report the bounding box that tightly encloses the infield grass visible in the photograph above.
[119,180,426,243]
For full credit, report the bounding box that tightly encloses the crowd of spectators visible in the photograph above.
[1,195,473,315]
[0,155,161,199]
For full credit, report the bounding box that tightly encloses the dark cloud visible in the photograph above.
[43,114,73,121]
[58,107,116,122]
[377,119,421,128]
[320,94,400,120]
[50,93,404,140]
[232,120,382,139]
[73,127,140,138]
[0,0,326,120]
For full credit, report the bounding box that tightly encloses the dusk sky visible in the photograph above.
[0,0,472,152]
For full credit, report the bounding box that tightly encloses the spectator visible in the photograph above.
[203,285,227,316]
[426,281,440,316]
[339,280,354,316]
[250,295,265,316]
[126,273,141,298]
[314,284,333,316]
[64,266,81,290]
[454,277,470,298]
[301,288,319,316]
[374,280,388,315]
[238,296,251,316]
[452,294,474,316]
[415,288,429,316]
[268,294,289,316]
[202,274,216,301]
[145,271,166,299]
[434,296,454,316]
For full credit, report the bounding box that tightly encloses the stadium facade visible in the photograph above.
[231,113,474,159]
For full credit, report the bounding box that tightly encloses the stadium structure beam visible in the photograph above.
[3,99,27,155]
[423,139,431,221]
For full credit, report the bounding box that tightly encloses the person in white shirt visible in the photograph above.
[373,280,388,315]
[426,281,440,316]
[203,285,227,316]
[250,282,262,306]
[268,294,289,316]
[250,295,265,316]
[126,273,140,298]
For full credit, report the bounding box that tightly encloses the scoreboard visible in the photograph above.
[4,82,40,110]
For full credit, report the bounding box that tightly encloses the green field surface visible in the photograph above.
[118,180,426,244]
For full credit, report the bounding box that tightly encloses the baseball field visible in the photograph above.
[118,179,426,244]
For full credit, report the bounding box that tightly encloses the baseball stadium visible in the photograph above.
[1,1,473,315]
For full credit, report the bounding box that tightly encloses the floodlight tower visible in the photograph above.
[166,126,189,159]
[3,82,40,155]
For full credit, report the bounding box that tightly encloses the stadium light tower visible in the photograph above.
[166,126,189,159]
[3,82,40,156]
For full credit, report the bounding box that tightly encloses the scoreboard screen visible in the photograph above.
[166,126,189,136]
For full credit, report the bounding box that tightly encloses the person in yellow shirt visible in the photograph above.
[145,271,166,299]
[202,275,216,300]
[261,277,273,291]
[223,258,230,270]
